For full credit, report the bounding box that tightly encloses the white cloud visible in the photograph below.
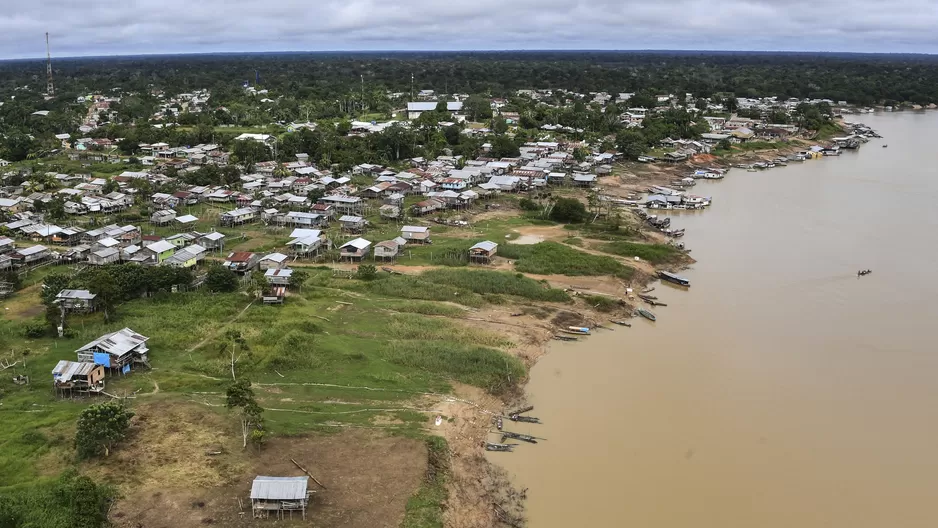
[3,0,938,58]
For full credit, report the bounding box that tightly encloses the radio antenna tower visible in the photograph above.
[45,32,55,97]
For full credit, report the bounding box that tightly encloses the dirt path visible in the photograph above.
[185,298,255,353]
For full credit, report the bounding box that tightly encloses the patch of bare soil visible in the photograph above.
[431,384,525,528]
[105,402,426,528]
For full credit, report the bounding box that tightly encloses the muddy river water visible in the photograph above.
[491,112,938,527]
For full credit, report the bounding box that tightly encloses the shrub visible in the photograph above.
[550,198,587,223]
[205,264,239,293]
[518,198,541,211]
[356,264,378,281]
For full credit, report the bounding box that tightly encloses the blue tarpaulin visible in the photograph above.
[93,352,111,367]
[122,364,131,374]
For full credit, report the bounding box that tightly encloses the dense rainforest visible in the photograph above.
[3,51,938,106]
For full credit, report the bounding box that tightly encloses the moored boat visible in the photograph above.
[610,320,632,327]
[567,326,590,334]
[485,442,516,452]
[636,308,657,322]
[657,270,690,287]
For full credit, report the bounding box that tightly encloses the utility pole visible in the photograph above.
[45,32,54,98]
[411,73,415,101]
[361,74,365,116]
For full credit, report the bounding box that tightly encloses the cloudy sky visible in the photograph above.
[3,0,938,59]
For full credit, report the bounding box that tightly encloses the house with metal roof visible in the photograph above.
[260,252,289,271]
[400,225,430,244]
[338,215,366,233]
[76,328,150,373]
[469,241,498,264]
[224,252,261,274]
[52,360,105,395]
[339,238,371,261]
[11,245,50,265]
[250,476,310,520]
[54,289,97,313]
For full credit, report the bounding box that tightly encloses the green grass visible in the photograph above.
[508,242,634,279]
[419,269,570,303]
[0,269,530,516]
[563,237,583,247]
[600,241,684,264]
[401,437,448,528]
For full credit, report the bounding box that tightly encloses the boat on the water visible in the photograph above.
[882,144,888,148]
[567,326,591,334]
[509,415,541,424]
[485,442,516,452]
[501,431,539,444]
[610,320,632,327]
[636,308,657,322]
[658,270,690,287]
[509,406,534,416]
[553,334,579,341]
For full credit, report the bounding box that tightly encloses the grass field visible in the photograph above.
[600,241,685,264]
[0,266,530,525]
[499,242,635,280]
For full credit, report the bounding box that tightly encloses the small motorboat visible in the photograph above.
[636,308,657,322]
[610,320,632,327]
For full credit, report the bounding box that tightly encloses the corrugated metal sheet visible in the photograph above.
[250,476,308,500]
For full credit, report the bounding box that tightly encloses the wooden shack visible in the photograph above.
[52,360,105,396]
[251,476,310,520]
[76,327,150,374]
[469,240,498,264]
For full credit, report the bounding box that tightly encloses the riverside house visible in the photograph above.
[339,238,371,261]
[76,327,151,374]
[469,240,498,264]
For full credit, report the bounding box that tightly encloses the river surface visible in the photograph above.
[492,112,938,527]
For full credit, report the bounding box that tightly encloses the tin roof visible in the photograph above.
[250,476,308,500]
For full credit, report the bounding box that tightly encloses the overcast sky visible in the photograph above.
[3,0,938,59]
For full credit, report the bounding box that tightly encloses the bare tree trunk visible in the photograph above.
[230,345,237,382]
[241,419,248,449]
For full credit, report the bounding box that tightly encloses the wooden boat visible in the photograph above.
[636,308,657,322]
[561,329,589,336]
[641,287,655,294]
[567,326,590,334]
[509,415,541,424]
[495,416,503,430]
[610,320,632,327]
[485,442,516,452]
[644,299,667,307]
[501,431,539,444]
[553,335,578,341]
[509,406,534,416]
[657,270,690,287]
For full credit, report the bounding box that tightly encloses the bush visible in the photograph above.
[518,198,541,211]
[23,321,48,338]
[205,264,239,293]
[381,341,525,395]
[356,264,378,281]
[550,198,588,223]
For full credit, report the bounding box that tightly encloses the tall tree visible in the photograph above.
[226,379,264,449]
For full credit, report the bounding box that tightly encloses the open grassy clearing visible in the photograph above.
[599,240,685,264]
[498,241,635,279]
[0,266,538,525]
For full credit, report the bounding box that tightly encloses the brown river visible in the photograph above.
[491,112,938,527]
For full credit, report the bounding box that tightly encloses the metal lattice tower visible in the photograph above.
[46,32,55,97]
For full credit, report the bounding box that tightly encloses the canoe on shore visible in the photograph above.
[561,329,589,336]
[485,442,516,452]
[636,308,657,322]
[610,320,632,327]
[553,335,579,341]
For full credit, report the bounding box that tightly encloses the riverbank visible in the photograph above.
[484,113,938,528]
